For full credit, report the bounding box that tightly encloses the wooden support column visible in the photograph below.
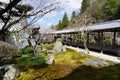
[75,33,77,42]
[71,33,73,43]
[65,33,68,45]
[65,33,67,41]
[113,31,116,45]
[87,33,89,44]
[98,32,101,44]
[100,31,103,53]
[69,33,72,46]
[72,33,75,42]
[77,32,79,47]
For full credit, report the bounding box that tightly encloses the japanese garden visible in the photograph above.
[0,0,120,80]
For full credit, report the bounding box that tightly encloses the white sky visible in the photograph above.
[0,0,9,3]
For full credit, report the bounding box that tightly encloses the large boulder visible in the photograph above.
[53,41,63,54]
[0,64,19,80]
[47,42,66,55]
[84,59,110,67]
[46,41,66,64]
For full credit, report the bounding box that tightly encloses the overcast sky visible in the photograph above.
[0,0,83,28]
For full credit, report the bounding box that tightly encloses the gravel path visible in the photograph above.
[66,46,120,63]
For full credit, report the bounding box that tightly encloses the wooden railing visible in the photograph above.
[62,40,120,56]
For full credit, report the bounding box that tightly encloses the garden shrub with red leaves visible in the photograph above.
[0,41,18,59]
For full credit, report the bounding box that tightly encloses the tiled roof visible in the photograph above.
[52,19,120,34]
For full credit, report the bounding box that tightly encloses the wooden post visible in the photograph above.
[113,31,116,45]
[77,32,79,47]
[100,31,103,53]
[98,32,101,44]
[65,33,67,45]
[87,33,89,44]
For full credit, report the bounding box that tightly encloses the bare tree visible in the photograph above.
[23,24,52,54]
[75,6,95,54]
[0,0,61,41]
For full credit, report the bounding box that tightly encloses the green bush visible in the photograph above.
[12,48,21,54]
[22,46,33,54]
[56,38,63,42]
[89,35,96,44]
[103,38,112,45]
[16,53,48,70]
[73,34,84,42]
[41,43,54,50]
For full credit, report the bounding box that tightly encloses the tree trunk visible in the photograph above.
[27,36,32,46]
[0,30,7,42]
[82,32,89,54]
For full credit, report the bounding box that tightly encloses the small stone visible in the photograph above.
[80,51,87,57]
[62,46,66,52]
[47,50,55,54]
[31,56,39,61]
[46,54,54,65]
[35,45,42,52]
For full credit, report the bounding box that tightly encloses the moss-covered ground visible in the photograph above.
[14,47,120,80]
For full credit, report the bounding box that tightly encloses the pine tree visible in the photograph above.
[81,0,90,14]
[56,20,62,30]
[61,12,69,29]
[71,11,76,24]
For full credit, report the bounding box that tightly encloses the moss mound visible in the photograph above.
[16,48,119,80]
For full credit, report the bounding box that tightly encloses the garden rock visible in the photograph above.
[62,46,66,52]
[31,56,39,61]
[80,51,87,57]
[53,41,63,54]
[47,41,67,55]
[46,54,54,65]
[84,59,109,67]
[0,64,19,80]
[47,50,55,54]
[35,45,42,52]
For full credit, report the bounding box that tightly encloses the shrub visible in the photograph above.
[16,53,48,70]
[56,38,62,42]
[41,43,54,50]
[103,38,112,45]
[0,41,16,59]
[22,46,33,54]
[89,35,96,44]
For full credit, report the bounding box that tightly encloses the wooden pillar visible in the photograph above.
[71,33,73,43]
[71,33,74,44]
[100,31,103,53]
[69,33,72,46]
[77,32,79,47]
[72,33,75,42]
[65,33,68,45]
[87,33,89,44]
[75,33,77,42]
[113,31,116,45]
[98,32,101,44]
